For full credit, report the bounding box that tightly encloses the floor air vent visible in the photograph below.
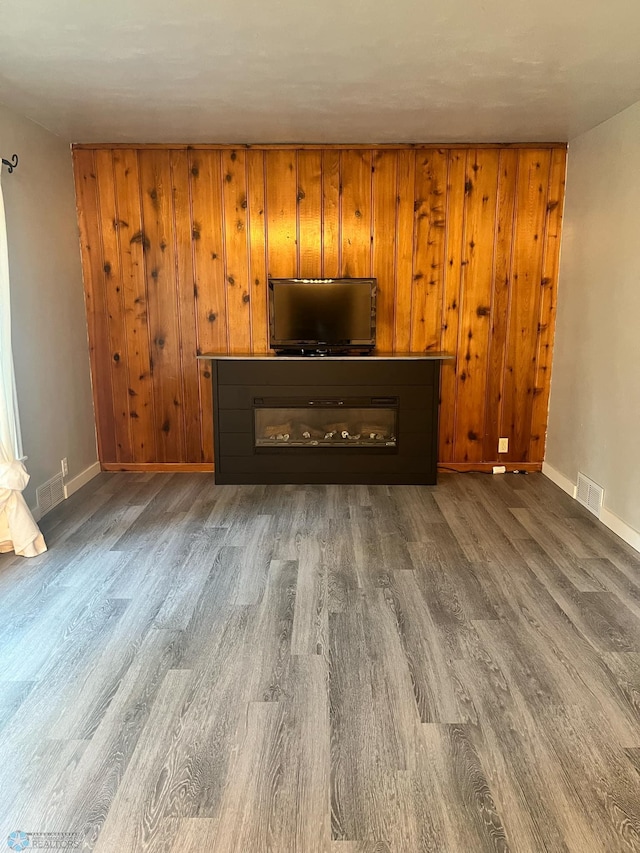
[36,473,65,516]
[576,472,603,517]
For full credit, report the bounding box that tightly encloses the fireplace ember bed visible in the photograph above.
[254,399,398,449]
[199,353,452,485]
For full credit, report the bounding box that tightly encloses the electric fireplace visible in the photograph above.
[200,353,452,485]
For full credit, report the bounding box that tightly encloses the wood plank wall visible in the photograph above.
[72,144,566,471]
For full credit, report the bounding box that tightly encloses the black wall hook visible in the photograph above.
[1,154,19,173]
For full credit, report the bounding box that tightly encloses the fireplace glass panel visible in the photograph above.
[255,406,397,448]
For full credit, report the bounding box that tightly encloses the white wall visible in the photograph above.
[546,99,640,538]
[0,102,97,509]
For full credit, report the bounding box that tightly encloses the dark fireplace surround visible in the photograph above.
[203,354,449,485]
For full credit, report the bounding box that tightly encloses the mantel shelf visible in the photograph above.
[199,351,454,362]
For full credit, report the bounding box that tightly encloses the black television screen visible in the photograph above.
[269,278,376,353]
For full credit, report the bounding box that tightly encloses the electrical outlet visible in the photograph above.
[498,437,509,454]
[61,457,69,478]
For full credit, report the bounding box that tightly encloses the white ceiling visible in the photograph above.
[1,0,639,143]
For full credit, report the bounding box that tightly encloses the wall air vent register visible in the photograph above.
[576,472,604,517]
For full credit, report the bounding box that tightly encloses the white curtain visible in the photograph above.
[0,169,46,557]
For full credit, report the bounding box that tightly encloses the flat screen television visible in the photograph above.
[269,277,377,355]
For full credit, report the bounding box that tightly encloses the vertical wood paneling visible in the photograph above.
[297,151,323,278]
[73,145,566,469]
[452,150,499,462]
[438,150,466,463]
[529,148,567,463]
[410,151,448,352]
[169,150,202,462]
[322,150,341,277]
[94,150,133,463]
[394,150,416,353]
[340,150,372,278]
[483,149,518,462]
[72,149,117,463]
[190,151,228,354]
[247,150,269,353]
[501,149,552,462]
[371,151,398,353]
[221,150,251,353]
[266,150,298,277]
[189,150,226,462]
[112,149,156,462]
[138,150,185,462]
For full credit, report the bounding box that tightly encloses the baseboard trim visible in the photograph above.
[542,461,640,553]
[101,462,214,473]
[438,462,542,473]
[599,506,640,553]
[541,462,577,498]
[64,461,101,499]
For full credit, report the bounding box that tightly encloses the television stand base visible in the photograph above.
[202,353,450,485]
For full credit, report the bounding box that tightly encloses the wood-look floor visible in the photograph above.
[1,473,640,852]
